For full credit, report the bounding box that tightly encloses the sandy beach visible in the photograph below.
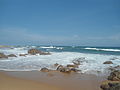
[0,71,63,90]
[0,71,105,90]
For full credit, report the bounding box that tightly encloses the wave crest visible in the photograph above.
[84,48,120,52]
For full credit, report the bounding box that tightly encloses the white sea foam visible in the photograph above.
[40,46,56,49]
[0,47,120,75]
[84,48,120,52]
[40,46,63,49]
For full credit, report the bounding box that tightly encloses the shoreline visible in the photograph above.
[0,71,106,90]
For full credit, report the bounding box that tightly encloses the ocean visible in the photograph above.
[0,46,120,75]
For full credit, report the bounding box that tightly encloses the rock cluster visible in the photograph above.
[100,70,120,90]
[0,49,51,60]
[40,59,81,74]
[28,49,50,55]
[0,53,18,59]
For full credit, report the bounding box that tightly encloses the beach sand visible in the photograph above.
[0,71,105,90]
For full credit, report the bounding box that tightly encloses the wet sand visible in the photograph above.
[0,71,105,90]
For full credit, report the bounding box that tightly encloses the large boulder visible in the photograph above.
[0,53,8,59]
[100,80,120,90]
[108,70,120,81]
[7,54,17,57]
[103,61,113,64]
[28,49,50,55]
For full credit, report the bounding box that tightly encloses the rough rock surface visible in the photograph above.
[0,53,8,59]
[100,70,120,90]
[108,70,120,81]
[103,61,113,64]
[19,54,28,56]
[100,80,120,90]
[28,49,50,55]
[56,65,79,73]
[7,54,17,57]
[40,68,49,72]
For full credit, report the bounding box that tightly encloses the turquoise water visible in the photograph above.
[36,46,120,55]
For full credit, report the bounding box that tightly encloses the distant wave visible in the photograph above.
[84,48,120,52]
[40,46,63,49]
[40,46,56,49]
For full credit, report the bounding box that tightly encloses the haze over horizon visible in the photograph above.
[0,0,120,46]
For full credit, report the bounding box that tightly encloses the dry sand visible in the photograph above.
[0,71,105,90]
[0,71,62,90]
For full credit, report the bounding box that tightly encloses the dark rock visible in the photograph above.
[100,82,109,90]
[40,68,49,72]
[56,65,71,73]
[103,61,113,64]
[59,67,71,73]
[67,64,78,68]
[19,54,28,56]
[56,65,80,73]
[70,68,80,72]
[108,70,120,81]
[28,49,51,55]
[114,65,120,69]
[56,65,64,71]
[100,80,120,90]
[108,82,120,90]
[54,63,59,67]
[72,59,80,65]
[7,54,17,57]
[0,53,8,59]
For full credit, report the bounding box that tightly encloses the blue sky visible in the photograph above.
[0,0,120,46]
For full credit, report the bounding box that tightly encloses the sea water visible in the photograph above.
[0,46,120,75]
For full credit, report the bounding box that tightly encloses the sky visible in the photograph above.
[0,0,120,46]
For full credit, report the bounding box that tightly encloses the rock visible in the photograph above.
[56,65,64,71]
[70,68,80,72]
[59,67,71,73]
[19,54,28,56]
[67,64,78,68]
[56,65,71,73]
[72,58,84,65]
[72,60,80,65]
[28,49,51,55]
[7,54,17,57]
[40,68,49,72]
[108,82,120,90]
[110,57,118,60]
[114,65,120,69]
[100,80,120,90]
[108,70,120,81]
[103,61,113,64]
[54,63,59,67]
[0,53,8,59]
[100,81,110,90]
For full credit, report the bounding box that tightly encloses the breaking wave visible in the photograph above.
[84,48,120,52]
